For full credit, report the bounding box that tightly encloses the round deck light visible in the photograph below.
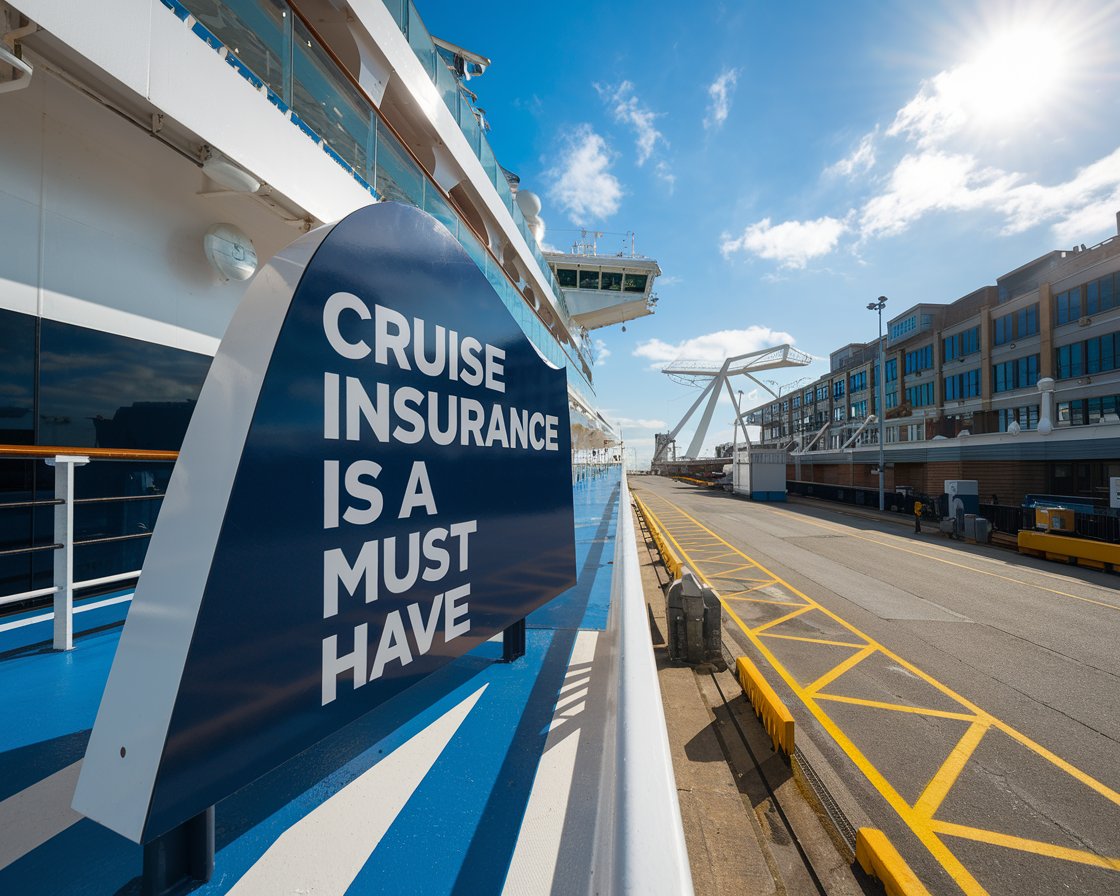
[204,223,258,281]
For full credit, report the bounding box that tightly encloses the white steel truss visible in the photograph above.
[653,344,812,462]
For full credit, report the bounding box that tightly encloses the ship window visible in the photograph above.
[557,268,578,288]
[0,308,36,445]
[601,271,623,291]
[623,273,648,293]
[579,270,600,290]
[39,321,211,451]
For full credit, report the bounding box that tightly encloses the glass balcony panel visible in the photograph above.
[182,0,289,96]
[374,119,424,205]
[423,189,459,241]
[435,61,460,120]
[494,172,516,215]
[479,140,501,189]
[382,0,407,32]
[406,2,437,79]
[457,226,489,275]
[292,19,371,173]
[457,101,483,158]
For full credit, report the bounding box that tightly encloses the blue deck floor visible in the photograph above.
[0,466,622,895]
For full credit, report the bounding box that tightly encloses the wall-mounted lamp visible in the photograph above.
[201,147,261,194]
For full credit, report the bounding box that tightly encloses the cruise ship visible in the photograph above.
[0,1,690,893]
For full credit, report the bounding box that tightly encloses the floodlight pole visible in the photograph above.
[867,296,888,511]
[732,389,743,494]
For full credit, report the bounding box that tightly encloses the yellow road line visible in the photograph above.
[815,694,981,723]
[913,722,989,819]
[710,562,766,576]
[932,822,1120,871]
[752,605,813,635]
[721,582,783,597]
[806,644,876,694]
[633,486,1120,895]
[761,633,866,648]
[725,596,807,607]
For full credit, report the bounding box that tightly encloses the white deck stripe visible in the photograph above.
[227,683,487,896]
[502,630,603,896]
[0,761,83,871]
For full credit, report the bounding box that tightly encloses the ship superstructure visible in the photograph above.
[0,3,689,894]
[0,0,660,599]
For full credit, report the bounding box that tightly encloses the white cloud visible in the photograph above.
[597,81,666,166]
[546,125,623,224]
[633,325,797,369]
[721,216,848,268]
[615,417,668,430]
[996,147,1120,241]
[887,25,1064,151]
[859,151,1020,238]
[827,131,877,178]
[594,338,611,365]
[705,68,739,130]
[886,68,972,149]
[860,146,1120,244]
[655,160,676,191]
[723,46,1120,267]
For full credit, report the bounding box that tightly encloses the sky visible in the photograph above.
[417,0,1120,464]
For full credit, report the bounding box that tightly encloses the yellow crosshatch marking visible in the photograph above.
[632,489,1120,895]
[761,633,868,649]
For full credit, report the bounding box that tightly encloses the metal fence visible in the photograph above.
[788,480,1120,543]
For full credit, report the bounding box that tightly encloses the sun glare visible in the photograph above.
[959,22,1069,127]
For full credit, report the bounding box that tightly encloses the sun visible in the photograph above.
[961,23,1067,126]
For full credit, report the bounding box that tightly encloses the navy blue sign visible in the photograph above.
[73,203,575,843]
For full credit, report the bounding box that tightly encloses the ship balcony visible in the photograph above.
[547,256,661,330]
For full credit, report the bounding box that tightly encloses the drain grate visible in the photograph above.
[795,749,858,854]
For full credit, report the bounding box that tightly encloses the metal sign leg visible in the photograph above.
[501,618,526,662]
[141,806,214,896]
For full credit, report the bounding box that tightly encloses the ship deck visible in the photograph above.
[0,466,681,895]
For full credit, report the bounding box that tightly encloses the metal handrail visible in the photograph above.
[0,493,163,514]
[599,470,695,894]
[0,445,179,460]
[0,448,178,646]
[0,570,141,609]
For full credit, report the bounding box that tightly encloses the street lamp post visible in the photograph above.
[867,296,888,511]
[731,389,743,494]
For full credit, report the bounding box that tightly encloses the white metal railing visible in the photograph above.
[596,470,694,895]
[0,454,147,649]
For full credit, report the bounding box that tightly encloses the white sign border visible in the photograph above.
[72,224,335,842]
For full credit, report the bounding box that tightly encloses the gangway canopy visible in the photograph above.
[653,344,813,463]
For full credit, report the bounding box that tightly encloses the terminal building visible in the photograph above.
[747,221,1120,508]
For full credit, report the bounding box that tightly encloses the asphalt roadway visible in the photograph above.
[630,475,1120,896]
